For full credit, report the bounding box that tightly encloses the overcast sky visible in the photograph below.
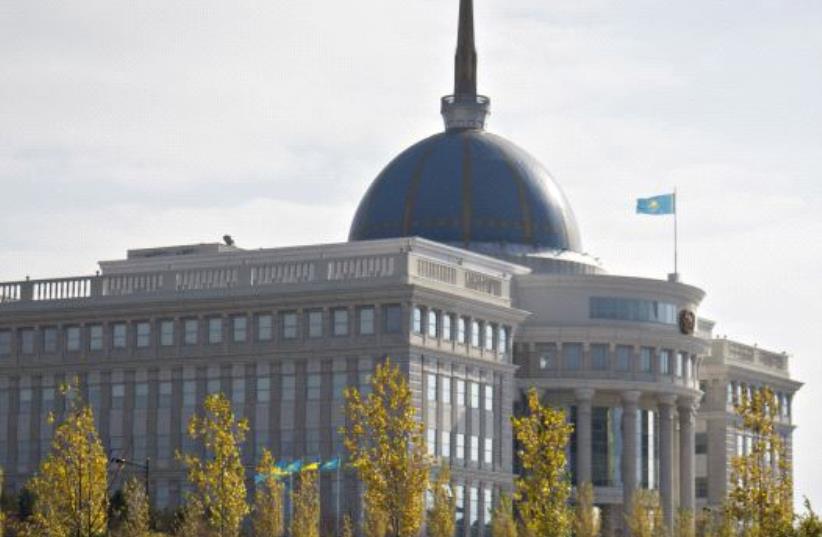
[1,0,820,508]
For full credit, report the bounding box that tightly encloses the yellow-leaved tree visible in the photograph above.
[24,383,109,537]
[340,514,355,537]
[511,388,573,537]
[289,468,320,537]
[179,392,249,537]
[342,358,430,537]
[625,490,666,537]
[111,477,151,537]
[574,482,600,537]
[727,386,793,537]
[252,449,285,537]
[490,493,517,537]
[426,465,455,537]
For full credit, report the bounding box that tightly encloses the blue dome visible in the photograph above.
[348,129,583,255]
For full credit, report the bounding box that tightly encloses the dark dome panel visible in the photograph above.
[348,130,582,255]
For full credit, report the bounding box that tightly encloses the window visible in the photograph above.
[457,317,467,344]
[427,429,436,456]
[332,309,349,336]
[484,437,492,464]
[685,354,693,380]
[590,297,678,325]
[470,382,480,409]
[455,486,465,523]
[484,324,494,351]
[136,322,151,348]
[232,378,245,405]
[183,381,196,406]
[471,321,480,347]
[675,352,684,377]
[66,326,81,352]
[727,382,736,405]
[591,344,608,370]
[441,431,451,457]
[695,432,708,455]
[135,383,149,409]
[184,319,198,345]
[660,350,671,375]
[696,477,708,499]
[538,346,556,369]
[438,377,450,404]
[442,314,452,341]
[257,314,273,341]
[232,316,247,342]
[427,310,438,338]
[111,383,125,409]
[484,385,493,412]
[484,488,493,527]
[19,329,34,354]
[207,318,222,344]
[112,323,127,348]
[207,378,221,395]
[42,327,57,353]
[257,377,271,403]
[640,347,653,372]
[359,306,375,335]
[456,379,465,406]
[456,433,465,459]
[282,312,298,339]
[564,343,582,370]
[616,346,631,371]
[159,382,172,409]
[0,331,11,355]
[469,487,479,528]
[160,320,174,346]
[470,435,479,462]
[384,304,402,334]
[498,326,508,353]
[427,374,437,402]
[307,311,323,338]
[412,307,423,333]
[19,388,32,412]
[333,373,347,400]
[282,376,296,400]
[307,374,321,400]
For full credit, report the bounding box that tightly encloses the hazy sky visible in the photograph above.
[1,0,820,508]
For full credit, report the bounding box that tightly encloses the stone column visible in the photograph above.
[658,394,676,531]
[621,390,641,520]
[679,397,697,513]
[574,388,595,486]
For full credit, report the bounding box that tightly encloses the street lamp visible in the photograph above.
[110,457,151,505]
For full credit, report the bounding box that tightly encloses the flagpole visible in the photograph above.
[673,187,679,278]
[336,463,341,534]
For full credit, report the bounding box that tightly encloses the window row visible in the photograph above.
[536,343,697,379]
[0,305,404,356]
[590,297,678,325]
[426,429,493,464]
[412,306,510,353]
[726,381,792,418]
[425,373,494,410]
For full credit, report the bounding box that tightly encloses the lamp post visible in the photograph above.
[111,457,151,505]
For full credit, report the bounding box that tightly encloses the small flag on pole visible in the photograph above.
[303,461,320,472]
[636,193,675,215]
[285,460,303,474]
[321,457,341,471]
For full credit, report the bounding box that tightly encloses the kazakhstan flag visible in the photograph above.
[636,193,675,215]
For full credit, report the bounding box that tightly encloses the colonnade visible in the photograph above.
[572,388,699,531]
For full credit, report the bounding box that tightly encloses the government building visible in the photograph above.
[0,1,801,536]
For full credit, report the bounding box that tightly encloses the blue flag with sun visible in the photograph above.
[636,193,675,215]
